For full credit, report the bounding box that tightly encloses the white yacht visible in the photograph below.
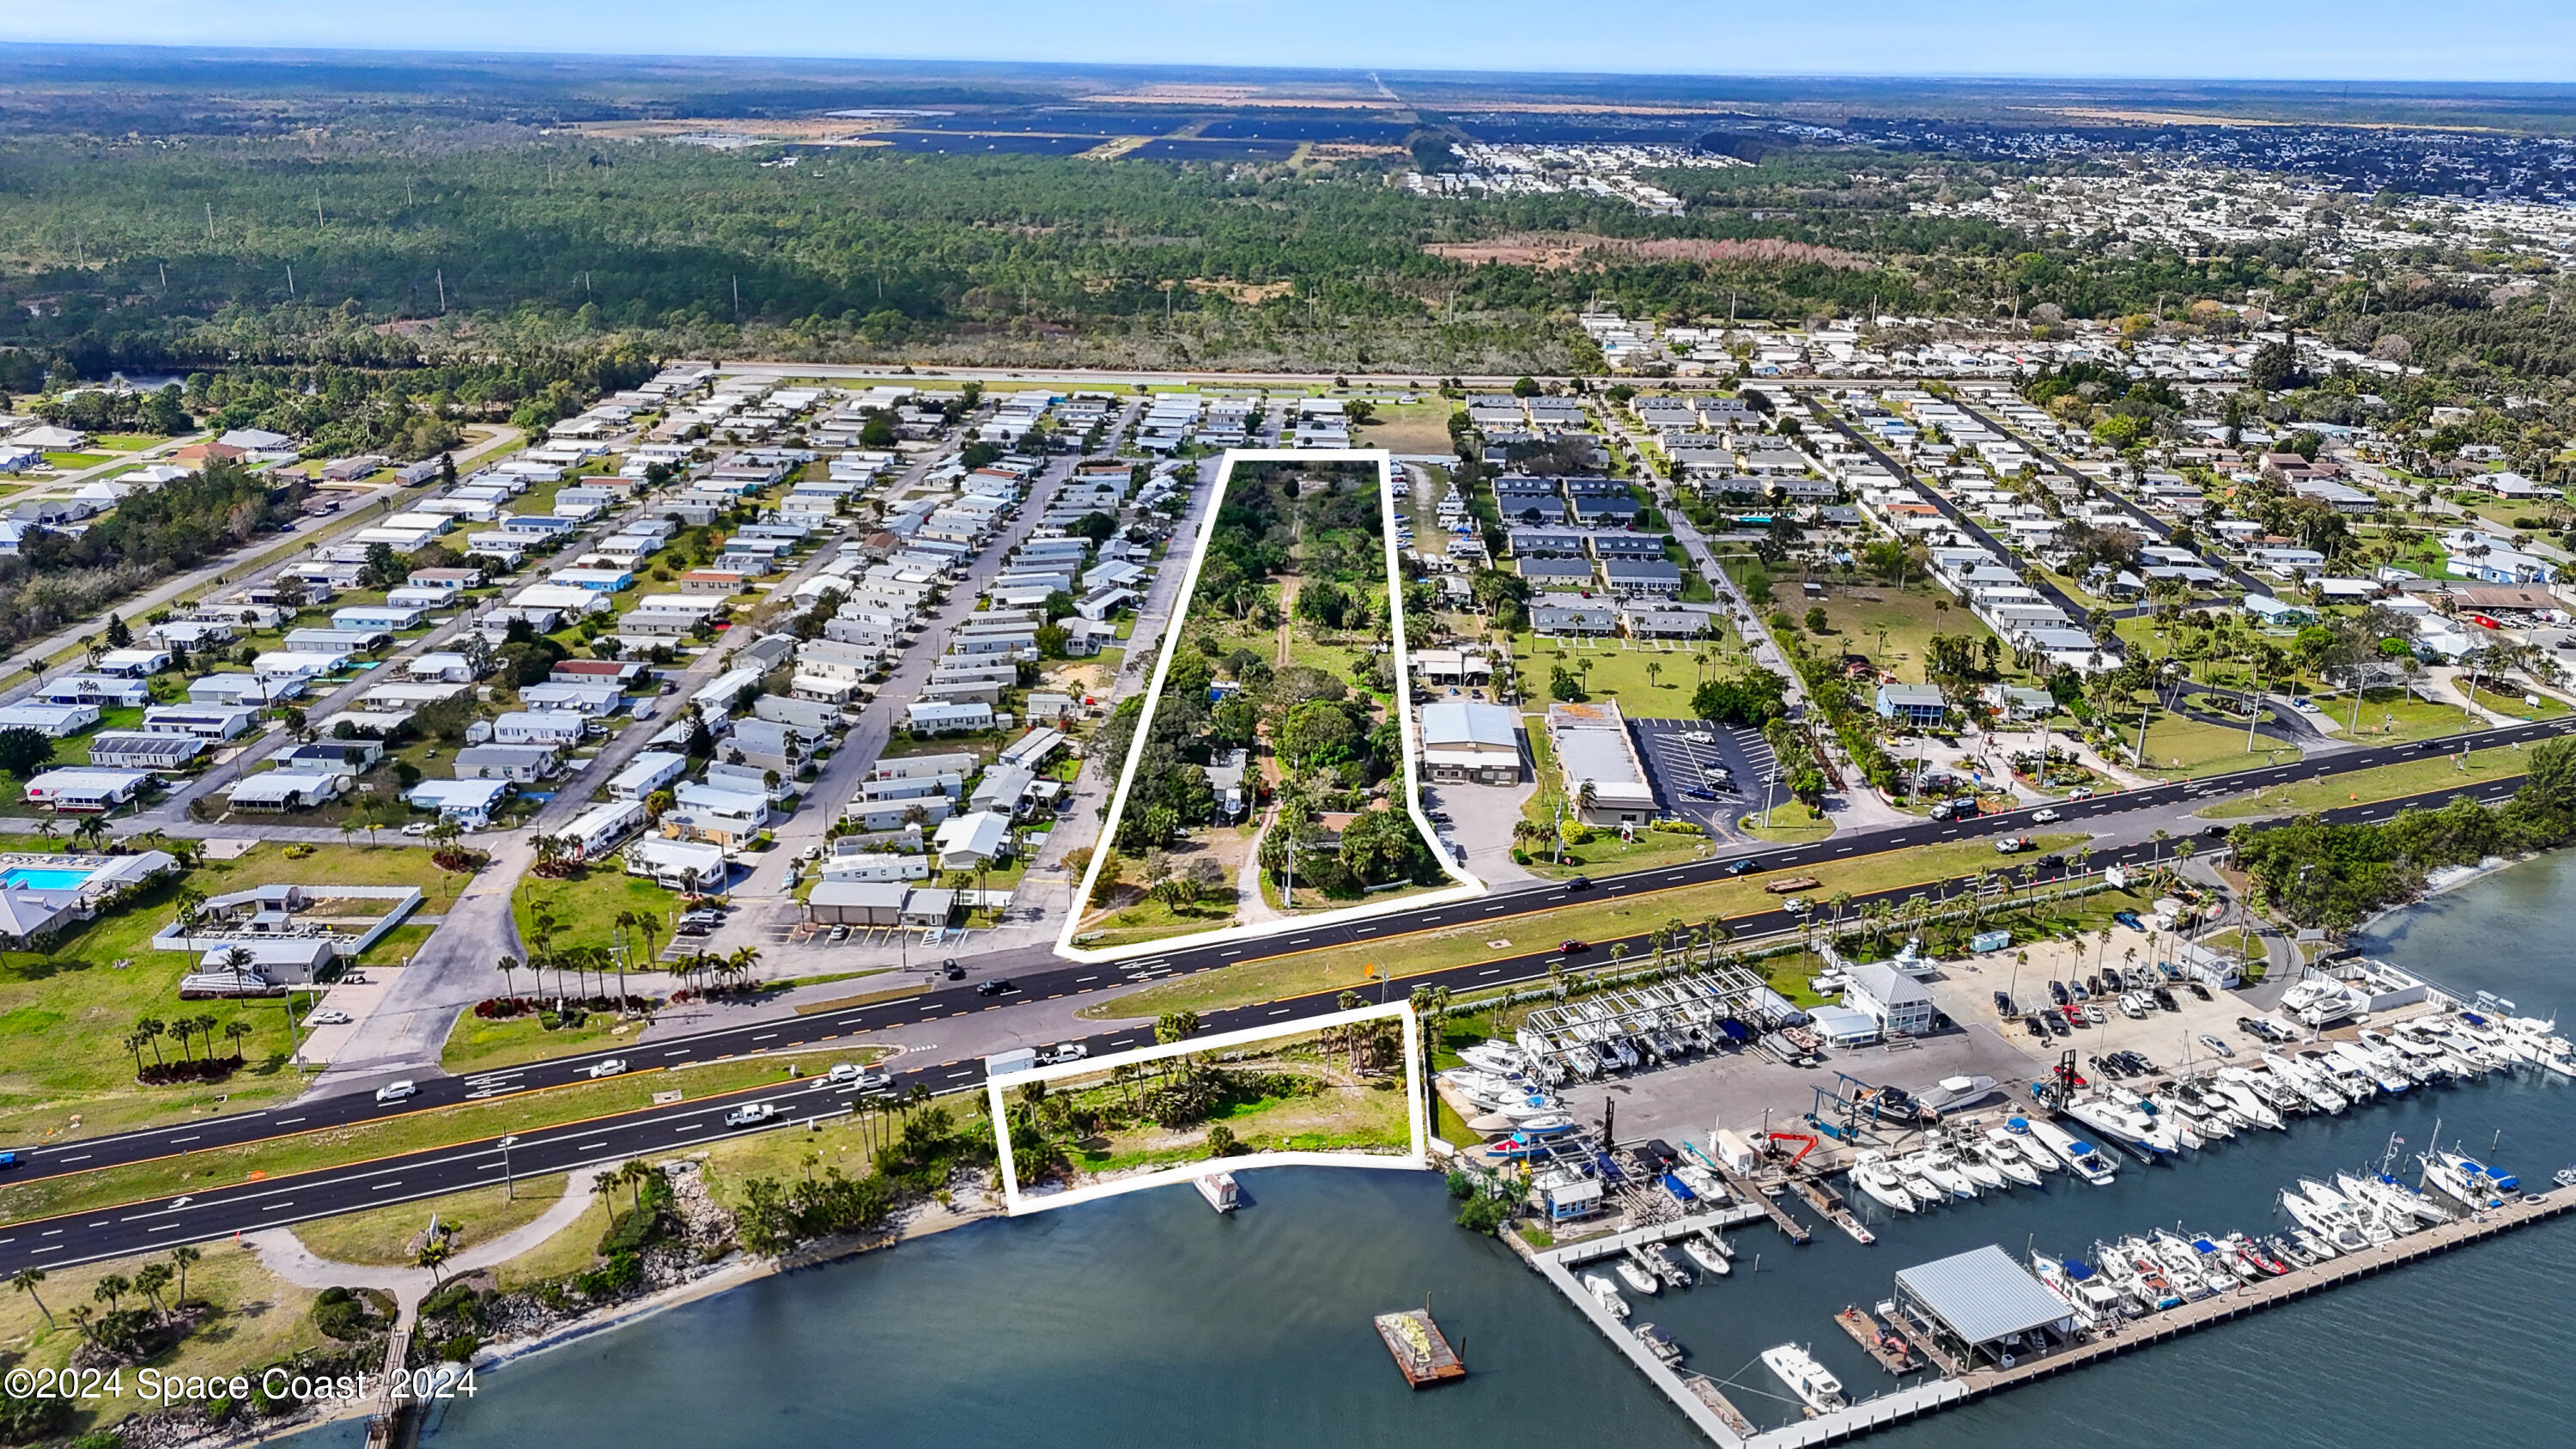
[1583,1273,1631,1319]
[1990,1124,2059,1177]
[1683,1238,1734,1277]
[1761,1343,1848,1412]
[2208,1076,2284,1130]
[1946,1138,2010,1191]
[1969,1134,2043,1188]
[1849,1152,1918,1214]
[1904,1147,1980,1199]
[1614,1259,1661,1296]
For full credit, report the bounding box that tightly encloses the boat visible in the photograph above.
[2024,1117,2118,1185]
[2153,1230,2233,1296]
[1913,1075,1998,1116]
[1760,1344,1848,1412]
[1990,1124,2059,1177]
[1457,1043,1527,1075]
[1508,1112,1579,1136]
[2336,1173,2426,1235]
[2272,1233,2318,1269]
[1968,1135,2043,1189]
[1683,1239,1734,1277]
[1194,1172,1240,1213]
[1582,1274,1631,1319]
[2226,1232,2288,1277]
[1892,1154,1946,1204]
[2287,1227,2340,1262]
[2062,1096,2178,1160]
[1946,1138,2009,1191]
[2262,1053,2348,1114]
[1635,1322,1685,1365]
[1904,1147,1979,1199]
[1614,1260,1661,1296]
[2032,1251,2129,1325]
[2208,1076,2284,1131]
[1848,1151,1918,1214]
[2117,1236,2196,1303]
[1649,1245,1696,1288]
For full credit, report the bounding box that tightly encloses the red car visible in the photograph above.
[1559,940,1592,955]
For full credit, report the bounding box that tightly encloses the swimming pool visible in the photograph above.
[2,868,94,891]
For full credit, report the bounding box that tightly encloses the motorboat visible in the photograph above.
[1509,1112,1579,1136]
[2152,1230,2233,1296]
[2032,1251,2129,1325]
[2301,1178,2391,1245]
[2422,1150,2513,1208]
[2025,1117,2118,1185]
[1848,1151,1919,1214]
[2192,1231,2257,1282]
[2063,1096,2180,1160]
[2159,1091,2234,1143]
[2274,1233,2318,1268]
[1913,1074,1999,1116]
[1583,1273,1631,1319]
[2261,1053,2348,1113]
[1760,1344,1848,1412]
[1649,1245,1696,1288]
[2208,1075,2285,1130]
[1635,1322,1685,1365]
[1892,1154,1946,1205]
[2227,1232,2288,1277]
[1968,1135,2043,1189]
[2360,1172,2452,1227]
[1945,1138,2010,1191]
[2337,1172,2431,1233]
[2221,1065,2307,1115]
[1905,1147,1980,1199]
[1684,1238,1734,1277]
[2119,1235,2201,1301]
[2116,1087,2208,1149]
[1614,1259,1661,1296]
[1456,1043,1527,1076]
[1990,1124,2059,1177]
[2331,1041,2412,1092]
[2289,1227,2343,1261]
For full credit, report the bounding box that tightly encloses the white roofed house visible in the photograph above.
[226,770,343,813]
[932,809,1014,870]
[21,768,152,813]
[663,782,770,848]
[406,777,513,827]
[492,710,589,746]
[1419,700,1522,786]
[453,744,560,782]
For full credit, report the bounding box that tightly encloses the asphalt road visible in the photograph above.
[0,709,2562,1270]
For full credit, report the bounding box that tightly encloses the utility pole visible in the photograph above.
[436,269,447,313]
[285,264,295,298]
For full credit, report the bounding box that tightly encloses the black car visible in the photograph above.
[2084,973,2105,996]
[2046,980,2070,1006]
[2036,853,2064,870]
[2202,824,2232,839]
[943,961,965,980]
[2044,1012,2070,1038]
[2024,1014,2051,1039]
[1992,989,2014,1014]
[976,979,1018,997]
[1725,859,1754,876]
[2152,988,2179,1012]
[1565,876,1593,892]
[2185,980,2213,1002]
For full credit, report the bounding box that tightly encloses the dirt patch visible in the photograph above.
[1425,234,1871,271]
[1188,277,1295,304]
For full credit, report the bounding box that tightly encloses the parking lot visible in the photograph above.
[1630,715,1775,838]
[1919,928,2282,1081]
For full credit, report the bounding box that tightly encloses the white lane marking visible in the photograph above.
[576,1141,607,1150]
[751,1033,777,1042]
[371,1181,404,1191]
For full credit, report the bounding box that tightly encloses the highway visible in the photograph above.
[0,712,2559,1271]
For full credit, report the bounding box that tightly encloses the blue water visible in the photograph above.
[293,856,2576,1449]
[3,867,93,891]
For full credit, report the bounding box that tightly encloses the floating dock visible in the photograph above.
[1713,1163,1813,1245]
[1833,1306,1923,1376]
[1374,1309,1466,1388]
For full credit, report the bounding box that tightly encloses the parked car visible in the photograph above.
[374,1080,417,1104]
[2112,910,2146,931]
[586,1058,628,1079]
[943,959,964,980]
[307,1008,352,1026]
[1679,730,1716,745]
[724,1103,780,1129]
[826,924,850,944]
[2198,1033,2237,1059]
[1991,990,2014,1014]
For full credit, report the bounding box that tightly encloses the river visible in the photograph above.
[291,855,2576,1449]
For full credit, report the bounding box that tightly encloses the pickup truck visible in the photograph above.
[1994,837,2034,854]
[723,1103,781,1129]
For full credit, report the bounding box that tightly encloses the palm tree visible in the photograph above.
[132,1262,173,1318]
[9,1267,51,1327]
[66,1306,94,1344]
[727,944,762,989]
[170,1245,199,1308]
[92,1274,130,1312]
[496,954,520,999]
[416,1236,453,1288]
[223,1019,253,1061]
[134,1015,166,1066]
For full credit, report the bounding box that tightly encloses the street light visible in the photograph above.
[499,1135,520,1200]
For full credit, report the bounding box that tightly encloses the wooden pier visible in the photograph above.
[1374,1309,1466,1388]
[1714,1164,1813,1245]
[1795,1176,1875,1245]
[1834,1306,1923,1376]
[1683,1373,1758,1436]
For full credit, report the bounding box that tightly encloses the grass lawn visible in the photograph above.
[289,1172,574,1266]
[1509,630,1716,715]
[1807,581,2001,686]
[1079,831,2084,1020]
[514,863,686,958]
[2200,745,2528,819]
[2464,680,2567,721]
[0,1235,327,1438]
[1084,887,1245,948]
[443,1007,636,1073]
[92,433,170,452]
[0,1042,884,1227]
[1521,827,1710,879]
[2130,712,2288,776]
[1738,802,1835,843]
[2319,685,2484,743]
[1356,401,1455,456]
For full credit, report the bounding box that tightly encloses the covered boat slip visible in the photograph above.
[1887,1245,2077,1373]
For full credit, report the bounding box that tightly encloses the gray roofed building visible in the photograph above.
[1508,528,1587,557]
[1586,533,1668,559]
[1530,600,1617,636]
[1516,556,1596,587]
[1599,557,1684,596]
[1891,1245,2077,1367]
[1621,606,1708,638]
[1844,959,1935,1037]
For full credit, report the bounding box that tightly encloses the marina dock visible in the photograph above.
[1713,1164,1813,1245]
[1833,1306,1923,1376]
[1374,1308,1466,1388]
[1529,1174,2576,1448]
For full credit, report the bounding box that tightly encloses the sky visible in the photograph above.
[4,0,2576,82]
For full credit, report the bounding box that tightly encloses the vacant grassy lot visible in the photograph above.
[1739,802,1836,842]
[1080,831,2083,1020]
[1806,581,2002,687]
[514,863,686,959]
[2463,679,2567,721]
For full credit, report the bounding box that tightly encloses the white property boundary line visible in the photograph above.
[1054,448,1484,965]
[987,999,1426,1217]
